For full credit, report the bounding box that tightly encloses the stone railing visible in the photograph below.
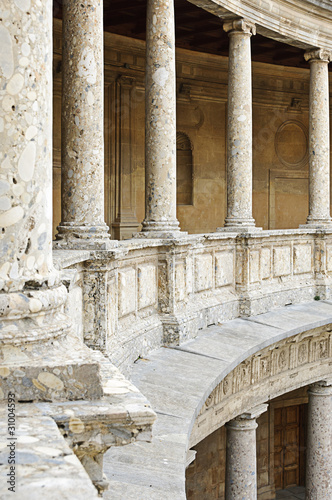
[54,228,332,376]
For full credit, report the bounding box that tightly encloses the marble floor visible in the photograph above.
[276,486,305,499]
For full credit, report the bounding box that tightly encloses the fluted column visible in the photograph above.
[304,49,332,227]
[56,0,111,248]
[218,19,259,232]
[139,0,182,238]
[225,404,268,499]
[306,380,332,499]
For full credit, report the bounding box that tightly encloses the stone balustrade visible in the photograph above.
[55,228,332,376]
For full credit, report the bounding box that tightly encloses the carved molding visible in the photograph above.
[190,325,332,447]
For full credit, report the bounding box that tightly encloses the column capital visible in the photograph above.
[308,379,332,395]
[226,404,268,430]
[304,48,331,63]
[223,18,256,36]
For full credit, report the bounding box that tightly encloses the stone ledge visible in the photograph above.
[0,408,98,500]
[0,359,156,497]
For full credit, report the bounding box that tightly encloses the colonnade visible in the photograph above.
[224,380,332,499]
[52,0,332,247]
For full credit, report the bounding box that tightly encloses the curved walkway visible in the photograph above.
[104,300,332,499]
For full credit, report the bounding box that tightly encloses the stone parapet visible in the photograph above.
[55,229,332,374]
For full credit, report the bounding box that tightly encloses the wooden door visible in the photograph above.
[274,405,307,490]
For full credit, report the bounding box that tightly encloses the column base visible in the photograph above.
[217,224,262,233]
[0,284,104,401]
[55,223,117,250]
[217,217,261,233]
[136,220,185,239]
[300,218,332,229]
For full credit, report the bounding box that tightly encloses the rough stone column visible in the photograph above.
[0,0,59,299]
[218,19,258,232]
[139,0,181,238]
[225,404,268,499]
[56,0,111,248]
[0,0,102,402]
[304,49,332,227]
[306,380,332,499]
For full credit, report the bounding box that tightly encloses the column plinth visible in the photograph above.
[306,380,332,499]
[302,49,332,228]
[55,0,112,249]
[0,0,103,402]
[217,19,261,233]
[225,404,268,500]
[138,0,183,239]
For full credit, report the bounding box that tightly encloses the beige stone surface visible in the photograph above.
[304,49,332,227]
[222,19,256,230]
[140,0,180,237]
[306,381,332,499]
[56,0,110,248]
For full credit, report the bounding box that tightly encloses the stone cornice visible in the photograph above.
[188,0,332,51]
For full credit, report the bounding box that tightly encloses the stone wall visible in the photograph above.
[52,21,332,238]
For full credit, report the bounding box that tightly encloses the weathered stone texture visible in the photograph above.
[304,49,331,227]
[222,19,257,230]
[306,380,332,499]
[0,0,55,292]
[56,0,110,247]
[140,0,181,237]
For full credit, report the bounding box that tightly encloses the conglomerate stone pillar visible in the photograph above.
[56,0,111,248]
[225,404,268,499]
[218,19,258,232]
[306,380,332,499]
[0,0,101,402]
[304,49,332,227]
[139,0,182,238]
[0,0,60,309]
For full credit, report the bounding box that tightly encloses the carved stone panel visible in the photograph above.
[215,251,234,287]
[138,264,157,310]
[194,253,213,292]
[293,244,312,274]
[118,267,136,317]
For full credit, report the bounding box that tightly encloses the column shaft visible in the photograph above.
[306,381,332,499]
[56,0,110,248]
[305,49,331,227]
[0,0,102,403]
[140,0,181,238]
[225,404,267,499]
[220,19,257,232]
[0,0,55,292]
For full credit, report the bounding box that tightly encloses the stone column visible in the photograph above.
[56,0,111,248]
[306,380,332,499]
[218,19,258,232]
[0,0,59,305]
[0,0,102,402]
[139,0,181,238]
[304,49,332,227]
[225,404,268,499]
